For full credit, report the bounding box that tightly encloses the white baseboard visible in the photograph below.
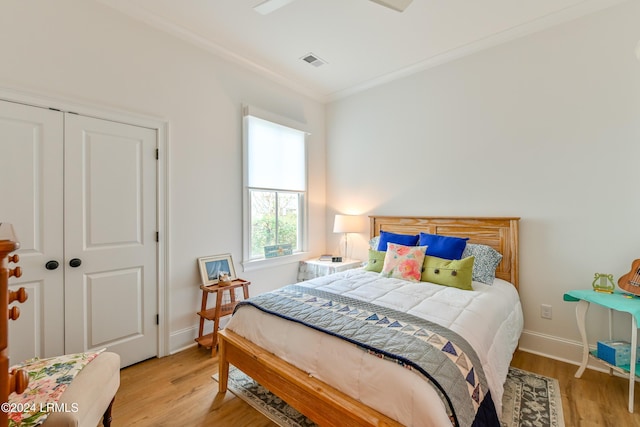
[169,317,231,355]
[518,329,630,376]
[169,326,199,354]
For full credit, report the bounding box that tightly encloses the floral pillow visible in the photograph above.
[380,243,427,282]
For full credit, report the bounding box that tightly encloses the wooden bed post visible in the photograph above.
[218,331,229,393]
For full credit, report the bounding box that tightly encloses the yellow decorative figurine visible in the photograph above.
[592,273,615,293]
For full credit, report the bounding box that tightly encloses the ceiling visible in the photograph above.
[97,0,627,102]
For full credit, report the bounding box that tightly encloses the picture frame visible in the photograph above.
[198,253,237,285]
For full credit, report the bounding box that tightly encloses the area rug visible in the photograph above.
[501,367,564,427]
[213,366,565,427]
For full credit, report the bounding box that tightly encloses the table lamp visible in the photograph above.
[333,214,363,260]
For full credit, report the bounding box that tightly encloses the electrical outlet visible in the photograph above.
[541,304,552,319]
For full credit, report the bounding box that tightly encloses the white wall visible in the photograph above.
[0,0,327,352]
[326,1,640,364]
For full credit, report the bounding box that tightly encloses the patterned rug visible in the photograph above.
[213,366,564,427]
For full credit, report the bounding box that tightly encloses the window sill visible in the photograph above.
[241,252,310,272]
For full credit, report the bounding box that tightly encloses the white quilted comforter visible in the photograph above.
[226,268,523,426]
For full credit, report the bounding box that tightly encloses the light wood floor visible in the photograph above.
[112,346,640,426]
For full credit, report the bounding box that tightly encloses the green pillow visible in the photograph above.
[420,255,475,290]
[364,249,386,273]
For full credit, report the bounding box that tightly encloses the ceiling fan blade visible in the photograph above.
[253,0,298,15]
[253,0,412,15]
[369,0,413,12]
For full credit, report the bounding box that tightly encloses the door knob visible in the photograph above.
[45,260,59,270]
[69,258,82,268]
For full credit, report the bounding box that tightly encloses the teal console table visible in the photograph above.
[564,289,640,413]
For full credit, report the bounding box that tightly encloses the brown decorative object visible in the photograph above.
[218,273,232,287]
[8,306,20,321]
[217,216,520,425]
[8,288,27,304]
[1,223,28,426]
[618,259,640,296]
[197,254,237,286]
[9,368,28,395]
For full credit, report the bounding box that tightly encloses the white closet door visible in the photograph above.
[63,114,158,367]
[0,100,65,362]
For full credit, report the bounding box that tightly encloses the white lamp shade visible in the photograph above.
[333,215,364,233]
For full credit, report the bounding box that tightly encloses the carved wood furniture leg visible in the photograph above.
[197,290,208,347]
[218,332,229,393]
[103,397,115,427]
[575,300,590,378]
[212,288,224,357]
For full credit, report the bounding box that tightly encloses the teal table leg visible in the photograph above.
[575,300,590,378]
[629,316,637,413]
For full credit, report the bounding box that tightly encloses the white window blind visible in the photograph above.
[242,106,309,266]
[246,115,306,191]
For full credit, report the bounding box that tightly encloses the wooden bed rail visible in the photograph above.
[217,329,402,427]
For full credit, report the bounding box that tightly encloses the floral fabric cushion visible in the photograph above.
[8,349,104,427]
[380,243,427,282]
[461,243,503,284]
[364,249,386,273]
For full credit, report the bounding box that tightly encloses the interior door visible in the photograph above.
[0,100,65,363]
[63,114,158,367]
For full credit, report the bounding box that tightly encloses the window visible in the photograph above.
[242,106,308,266]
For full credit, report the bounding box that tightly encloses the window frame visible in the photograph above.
[247,188,305,259]
[242,105,310,271]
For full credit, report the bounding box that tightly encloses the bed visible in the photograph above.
[218,216,522,426]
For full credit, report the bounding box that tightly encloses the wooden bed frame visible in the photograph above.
[217,216,520,426]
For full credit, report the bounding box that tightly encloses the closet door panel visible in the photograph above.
[64,114,157,367]
[0,100,65,360]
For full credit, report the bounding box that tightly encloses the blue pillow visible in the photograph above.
[418,232,469,260]
[376,231,419,251]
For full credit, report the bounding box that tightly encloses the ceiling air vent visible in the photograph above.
[300,53,327,68]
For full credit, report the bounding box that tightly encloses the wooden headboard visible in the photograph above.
[370,216,520,289]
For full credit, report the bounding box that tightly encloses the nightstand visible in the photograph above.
[196,279,250,357]
[297,258,363,281]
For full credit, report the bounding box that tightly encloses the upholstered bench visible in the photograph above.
[9,351,120,427]
[40,351,120,427]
